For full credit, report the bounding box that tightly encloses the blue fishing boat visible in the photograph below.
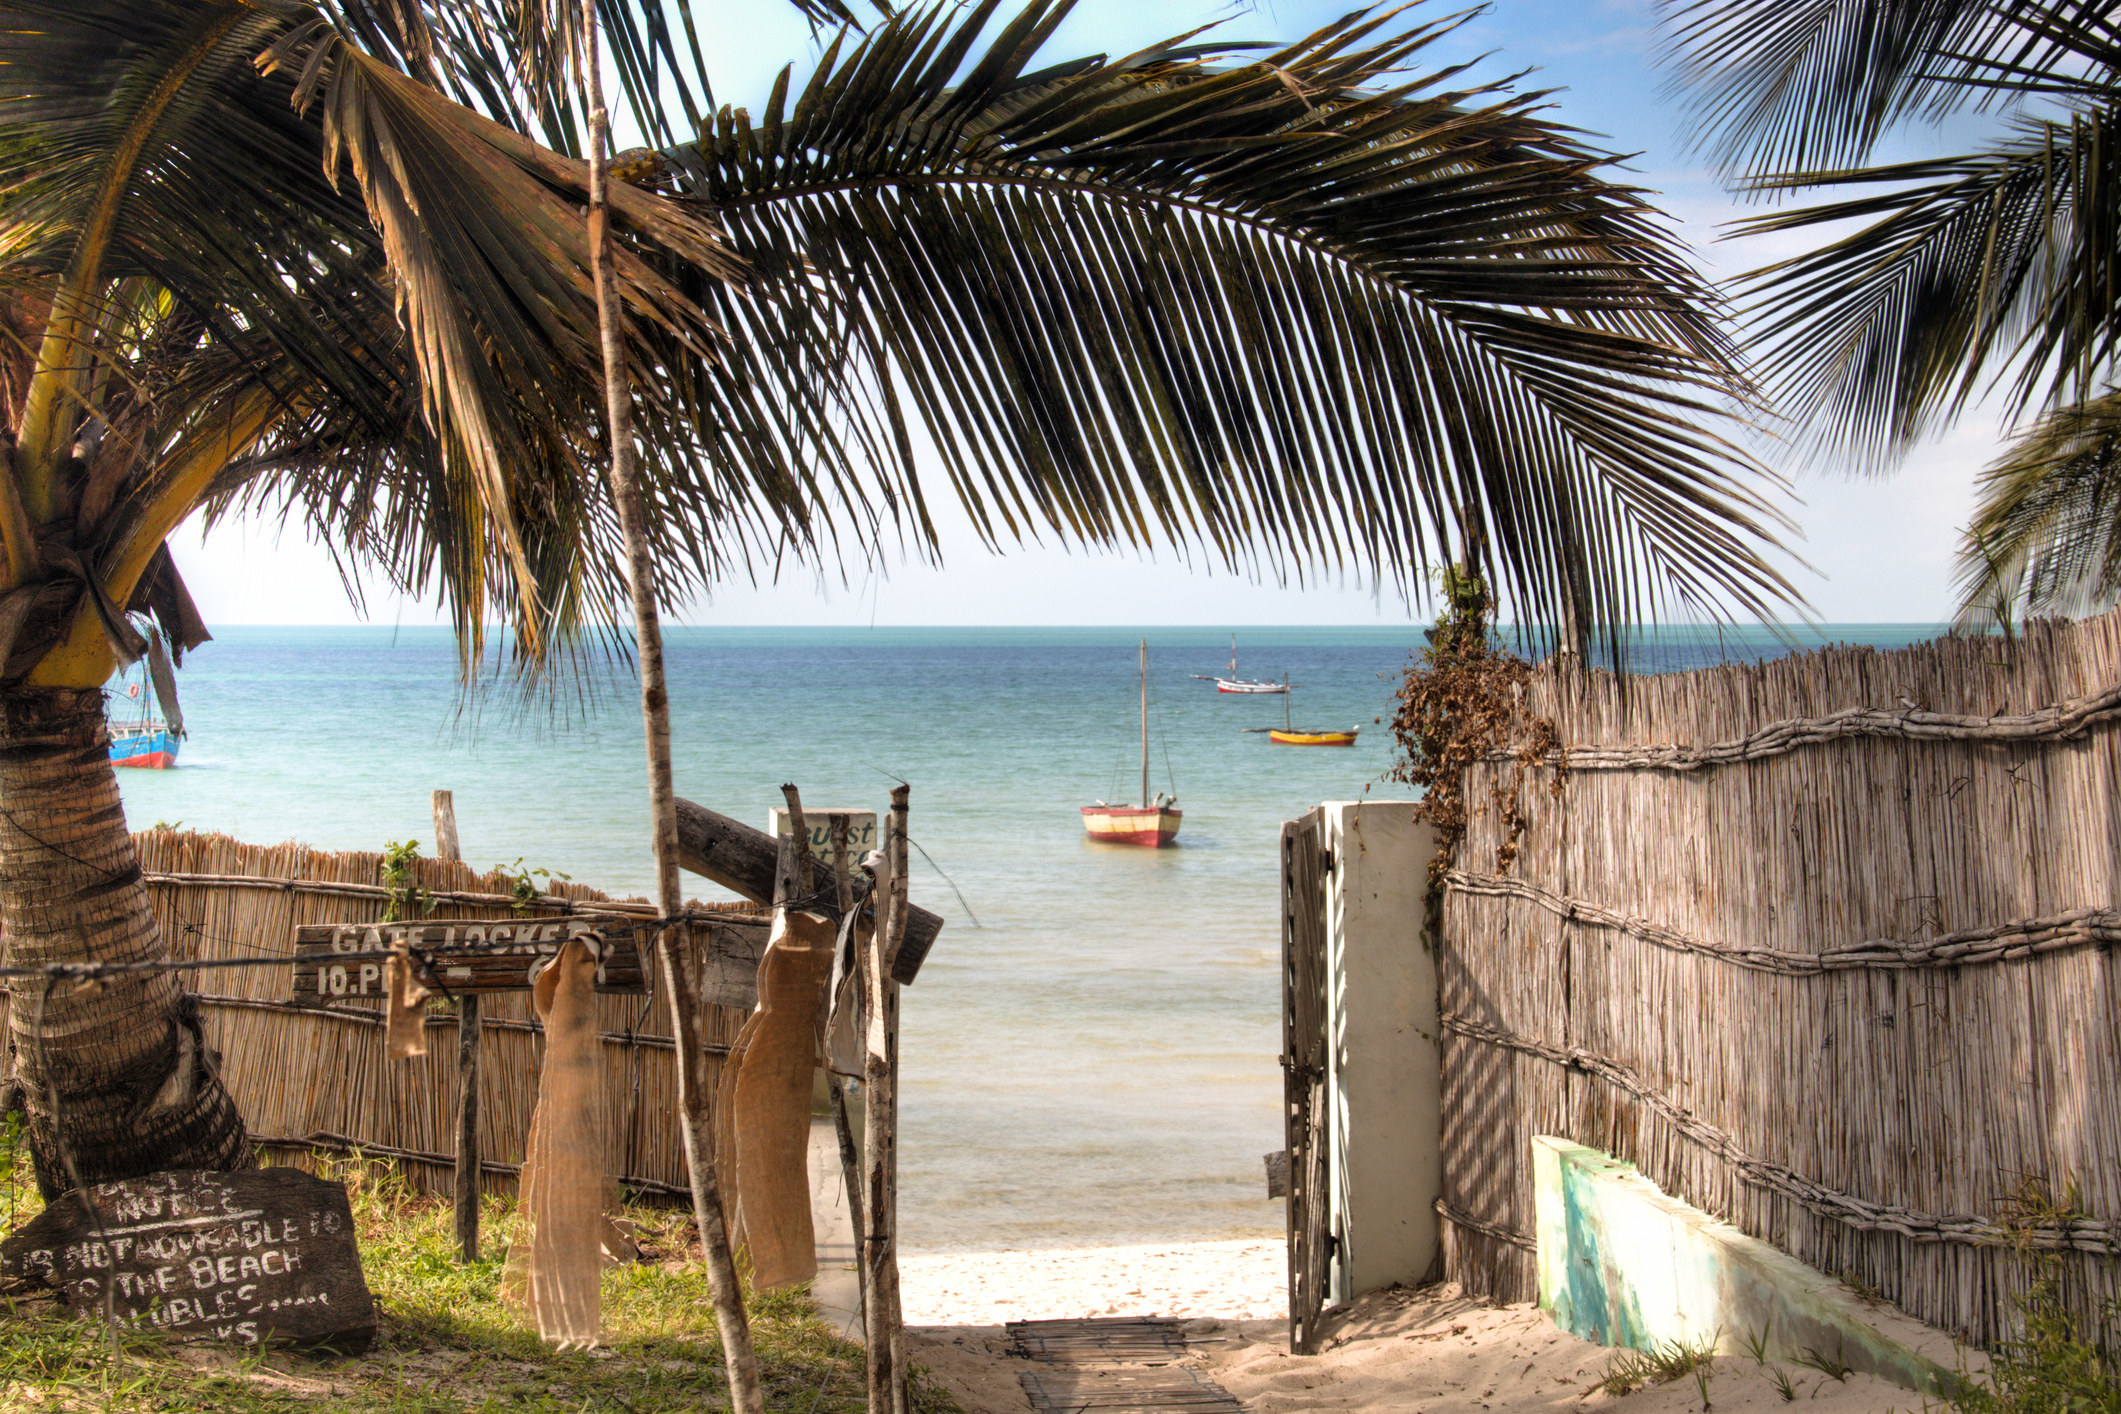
[108,629,185,769]
[110,722,179,769]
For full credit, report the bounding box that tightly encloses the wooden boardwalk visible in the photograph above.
[1007,1318,1245,1414]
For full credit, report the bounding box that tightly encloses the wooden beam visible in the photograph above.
[674,797,942,984]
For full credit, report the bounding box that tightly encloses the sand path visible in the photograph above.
[899,1244,1949,1414]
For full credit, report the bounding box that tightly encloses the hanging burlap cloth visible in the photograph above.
[384,938,431,1060]
[503,936,605,1349]
[715,907,835,1291]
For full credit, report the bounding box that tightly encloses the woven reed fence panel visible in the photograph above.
[11,829,760,1201]
[1441,613,2121,1348]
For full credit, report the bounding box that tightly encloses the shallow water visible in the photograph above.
[111,623,1938,1251]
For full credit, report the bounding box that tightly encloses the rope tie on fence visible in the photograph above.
[1434,1199,1534,1251]
[1444,870,2121,974]
[1487,679,2121,774]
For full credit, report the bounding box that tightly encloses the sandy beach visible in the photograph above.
[901,1239,1287,1324]
[901,1242,1955,1414]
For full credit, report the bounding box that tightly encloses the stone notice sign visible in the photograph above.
[1,1168,376,1350]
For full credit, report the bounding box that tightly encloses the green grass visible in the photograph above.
[0,1149,956,1414]
[1594,1334,1720,1398]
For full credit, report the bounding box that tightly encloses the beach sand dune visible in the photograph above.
[902,1244,1944,1414]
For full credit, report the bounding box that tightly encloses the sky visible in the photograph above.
[180,0,2007,629]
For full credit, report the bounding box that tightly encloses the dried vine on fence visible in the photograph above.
[1388,569,1563,922]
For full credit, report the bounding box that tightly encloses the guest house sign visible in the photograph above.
[0,1169,376,1349]
[289,918,650,1005]
[287,915,771,1010]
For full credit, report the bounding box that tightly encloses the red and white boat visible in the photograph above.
[1083,640,1181,848]
[1194,635,1286,693]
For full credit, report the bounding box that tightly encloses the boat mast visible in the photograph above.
[1284,674,1292,731]
[1140,638,1150,807]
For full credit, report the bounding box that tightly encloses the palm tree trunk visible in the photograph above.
[0,686,246,1197]
[577,14,762,1412]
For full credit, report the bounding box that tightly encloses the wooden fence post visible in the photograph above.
[827,814,867,1321]
[865,785,909,1414]
[431,789,480,1264]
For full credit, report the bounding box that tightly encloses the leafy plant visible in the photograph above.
[380,839,433,924]
[1947,1179,2121,1413]
[1951,1286,2121,1413]
[493,858,571,916]
[1388,567,1564,933]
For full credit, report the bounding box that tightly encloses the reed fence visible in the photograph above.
[2,829,763,1201]
[1439,612,2121,1348]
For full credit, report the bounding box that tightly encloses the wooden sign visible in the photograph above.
[676,798,944,984]
[767,807,878,866]
[289,917,649,1006]
[288,916,772,1011]
[1,1168,376,1350]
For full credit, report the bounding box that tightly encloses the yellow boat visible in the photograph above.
[1269,727,1359,747]
[1250,676,1360,746]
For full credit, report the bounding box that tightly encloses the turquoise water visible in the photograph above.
[111,623,1941,1251]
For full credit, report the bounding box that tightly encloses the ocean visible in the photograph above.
[110,623,1942,1252]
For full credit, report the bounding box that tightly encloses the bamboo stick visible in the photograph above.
[828,813,867,1325]
[864,786,909,1414]
[580,10,759,1403]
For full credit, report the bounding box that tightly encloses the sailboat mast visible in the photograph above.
[1284,674,1292,731]
[1140,639,1150,807]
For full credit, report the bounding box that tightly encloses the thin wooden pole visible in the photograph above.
[1139,639,1149,807]
[865,785,909,1414]
[431,789,479,1265]
[827,813,866,1323]
[577,12,759,1411]
[455,995,480,1262]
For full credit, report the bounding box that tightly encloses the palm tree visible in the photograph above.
[1660,0,2121,622]
[0,0,1795,1199]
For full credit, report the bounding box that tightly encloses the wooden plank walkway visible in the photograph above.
[1006,1318,1245,1414]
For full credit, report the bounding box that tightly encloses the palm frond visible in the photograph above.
[1732,110,2121,460]
[1955,388,2121,625]
[656,0,1800,651]
[1659,0,2052,176]
[0,0,787,680]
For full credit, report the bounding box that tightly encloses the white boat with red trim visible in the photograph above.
[1082,639,1181,848]
[1192,635,1286,693]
